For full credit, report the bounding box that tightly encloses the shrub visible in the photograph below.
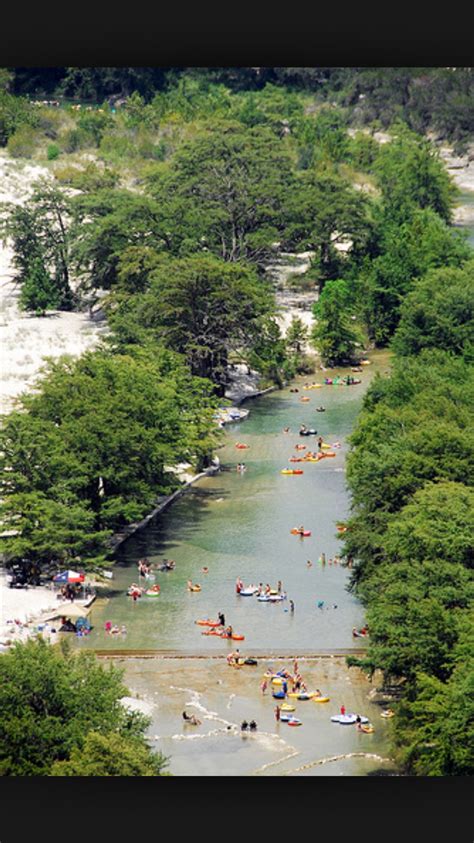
[7,125,37,158]
[47,143,60,160]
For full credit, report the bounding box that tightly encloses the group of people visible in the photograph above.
[236,463,247,472]
[105,621,127,636]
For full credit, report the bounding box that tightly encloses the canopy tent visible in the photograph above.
[53,570,85,584]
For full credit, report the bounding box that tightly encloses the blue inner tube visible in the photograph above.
[272,692,286,699]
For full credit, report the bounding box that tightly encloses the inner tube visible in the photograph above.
[297,693,312,701]
[272,677,284,685]
[290,529,311,537]
[272,691,286,699]
[280,714,294,722]
[145,589,160,596]
[287,719,302,726]
[235,443,249,449]
[361,725,375,733]
[281,703,295,712]
[312,696,330,703]
[244,658,258,666]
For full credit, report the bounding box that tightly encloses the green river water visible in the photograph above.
[74,350,399,776]
[82,353,390,654]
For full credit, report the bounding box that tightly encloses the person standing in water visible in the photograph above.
[275,705,281,722]
[289,600,295,613]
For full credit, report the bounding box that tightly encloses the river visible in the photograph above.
[75,350,398,776]
[81,353,390,653]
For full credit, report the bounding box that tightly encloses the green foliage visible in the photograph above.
[392,261,474,358]
[312,279,362,365]
[0,347,221,567]
[6,124,37,158]
[146,124,295,264]
[374,126,455,223]
[18,257,62,314]
[0,638,167,776]
[50,730,169,776]
[0,90,37,146]
[285,316,309,355]
[107,254,274,393]
[47,143,60,160]
[1,179,76,310]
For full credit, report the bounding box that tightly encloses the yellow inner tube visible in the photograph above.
[311,696,330,703]
[189,585,201,592]
[281,703,295,712]
[272,677,284,685]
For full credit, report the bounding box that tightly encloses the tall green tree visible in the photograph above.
[312,279,362,365]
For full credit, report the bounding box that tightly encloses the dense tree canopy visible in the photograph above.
[0,638,167,776]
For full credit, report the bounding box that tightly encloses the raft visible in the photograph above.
[281,469,304,475]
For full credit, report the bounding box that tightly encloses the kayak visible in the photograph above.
[290,529,312,536]
[281,469,304,475]
[331,714,369,725]
[195,619,221,627]
[312,696,330,703]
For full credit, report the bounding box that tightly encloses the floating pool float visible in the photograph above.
[272,677,284,685]
[280,714,294,722]
[361,725,375,733]
[295,445,306,451]
[281,469,304,475]
[201,629,220,636]
[281,703,295,712]
[360,360,371,365]
[287,718,302,726]
[273,691,286,699]
[297,693,312,701]
[145,588,160,597]
[300,397,310,402]
[312,696,330,703]
[290,529,312,537]
[239,588,257,596]
[331,714,369,725]
[336,525,348,533]
[381,709,395,718]
[188,585,201,592]
[235,443,249,449]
